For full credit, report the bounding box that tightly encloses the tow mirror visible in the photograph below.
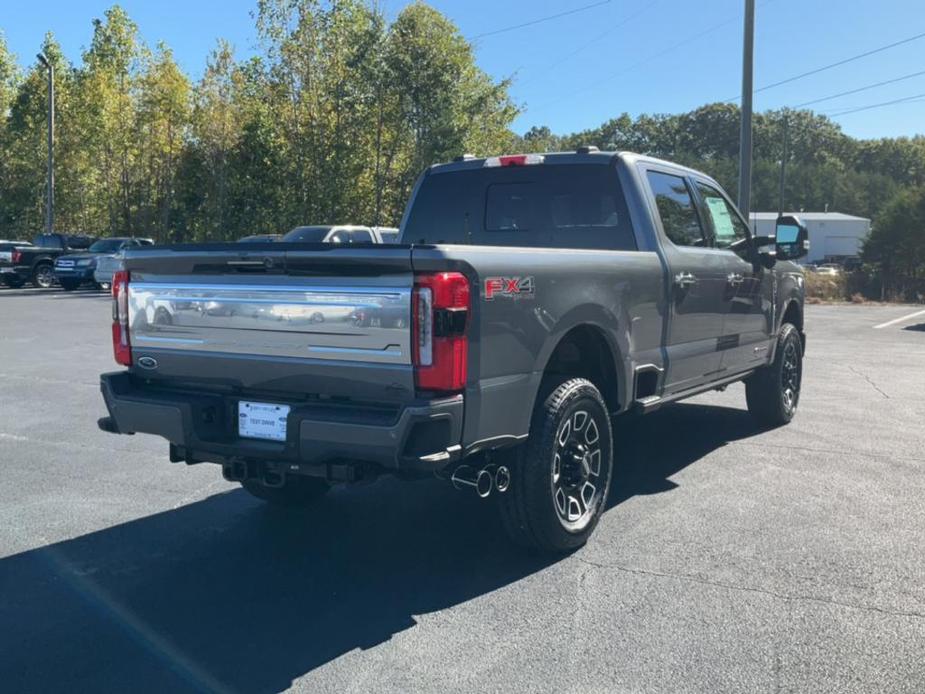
[775,215,809,261]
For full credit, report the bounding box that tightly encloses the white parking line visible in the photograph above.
[873,308,925,329]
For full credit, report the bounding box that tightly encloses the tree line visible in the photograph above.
[0,1,922,299]
[0,1,516,242]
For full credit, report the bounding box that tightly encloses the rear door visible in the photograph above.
[691,179,773,372]
[644,168,728,392]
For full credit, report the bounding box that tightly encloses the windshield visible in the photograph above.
[282,226,332,242]
[88,239,125,254]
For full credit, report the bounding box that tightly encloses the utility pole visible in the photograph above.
[37,53,54,234]
[737,0,755,217]
[778,114,789,217]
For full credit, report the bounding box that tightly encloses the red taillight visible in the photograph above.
[111,270,132,366]
[11,249,22,264]
[413,272,469,393]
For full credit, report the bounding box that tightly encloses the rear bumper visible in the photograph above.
[98,371,464,474]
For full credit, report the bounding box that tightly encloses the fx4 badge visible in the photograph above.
[484,276,535,301]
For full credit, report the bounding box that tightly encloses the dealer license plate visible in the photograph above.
[238,401,290,442]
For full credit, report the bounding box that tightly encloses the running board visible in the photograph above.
[632,370,755,414]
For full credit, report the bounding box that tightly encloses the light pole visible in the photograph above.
[737,0,755,218]
[778,113,789,217]
[37,53,54,235]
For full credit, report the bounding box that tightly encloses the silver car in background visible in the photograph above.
[282,225,400,244]
[93,238,154,288]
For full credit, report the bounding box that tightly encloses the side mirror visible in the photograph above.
[775,215,809,261]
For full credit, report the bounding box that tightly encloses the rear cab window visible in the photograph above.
[34,235,64,249]
[403,163,637,251]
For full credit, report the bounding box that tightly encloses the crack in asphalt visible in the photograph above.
[846,365,891,399]
[575,557,925,621]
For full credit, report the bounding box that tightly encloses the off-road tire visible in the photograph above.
[498,378,614,553]
[241,476,330,508]
[746,322,803,427]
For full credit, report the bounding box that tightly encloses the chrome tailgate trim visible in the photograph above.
[128,280,412,364]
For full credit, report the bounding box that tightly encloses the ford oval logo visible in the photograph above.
[137,356,158,370]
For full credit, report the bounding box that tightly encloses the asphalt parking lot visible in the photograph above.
[1,287,923,693]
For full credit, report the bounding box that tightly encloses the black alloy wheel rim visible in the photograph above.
[552,408,604,531]
[781,339,801,414]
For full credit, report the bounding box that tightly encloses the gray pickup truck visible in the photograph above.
[98,149,808,551]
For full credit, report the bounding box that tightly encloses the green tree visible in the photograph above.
[863,187,925,300]
[380,2,517,222]
[1,36,79,235]
[76,5,143,233]
[0,31,22,234]
[137,43,190,240]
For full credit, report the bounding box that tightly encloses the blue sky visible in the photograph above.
[2,0,924,139]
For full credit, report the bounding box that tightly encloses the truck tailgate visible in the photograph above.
[122,245,417,402]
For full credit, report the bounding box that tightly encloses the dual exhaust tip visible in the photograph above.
[451,464,511,498]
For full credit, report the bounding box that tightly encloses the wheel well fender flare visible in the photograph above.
[530,304,627,412]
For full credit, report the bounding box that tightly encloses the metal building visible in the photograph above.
[749,212,871,264]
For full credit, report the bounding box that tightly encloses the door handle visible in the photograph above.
[726,272,744,286]
[674,271,698,288]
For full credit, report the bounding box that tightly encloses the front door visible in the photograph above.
[645,169,729,393]
[692,180,773,372]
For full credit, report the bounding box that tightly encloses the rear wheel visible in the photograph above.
[746,322,803,427]
[498,378,614,552]
[32,264,55,289]
[59,278,81,291]
[240,476,330,508]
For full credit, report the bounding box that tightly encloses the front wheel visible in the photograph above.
[498,378,614,553]
[745,323,803,427]
[59,278,81,291]
[240,476,330,508]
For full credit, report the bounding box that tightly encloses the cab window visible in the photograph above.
[348,229,373,243]
[694,181,749,249]
[645,171,706,248]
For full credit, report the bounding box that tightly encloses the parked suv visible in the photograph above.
[55,237,154,291]
[98,150,808,552]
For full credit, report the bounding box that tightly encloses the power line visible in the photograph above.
[727,29,925,101]
[518,0,659,84]
[531,12,741,111]
[469,0,611,40]
[792,69,925,108]
[826,91,925,117]
[528,0,777,115]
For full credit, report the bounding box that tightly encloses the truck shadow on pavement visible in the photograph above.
[0,402,761,693]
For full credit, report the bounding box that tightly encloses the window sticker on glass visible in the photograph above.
[705,196,736,241]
